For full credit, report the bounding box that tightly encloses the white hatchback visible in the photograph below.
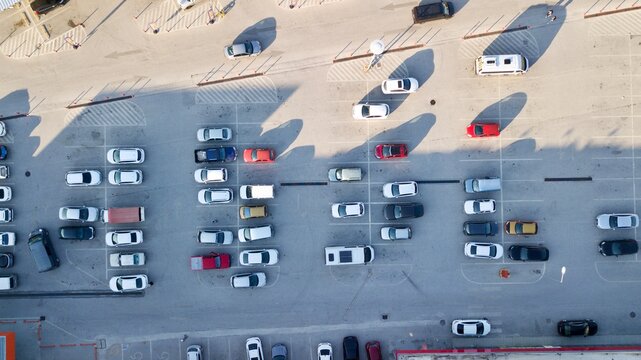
[451,319,491,337]
[194,168,227,183]
[464,242,503,259]
[0,186,11,202]
[0,232,15,246]
[245,337,264,360]
[105,230,143,247]
[197,127,232,142]
[239,249,279,266]
[107,148,145,164]
[108,169,143,185]
[381,78,419,94]
[383,181,418,198]
[352,103,390,119]
[109,274,148,292]
[317,343,333,360]
[464,199,496,215]
[198,188,233,204]
[331,202,365,218]
[65,170,102,186]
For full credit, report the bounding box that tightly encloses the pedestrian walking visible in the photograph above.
[180,334,188,342]
[550,15,557,22]
[546,9,553,17]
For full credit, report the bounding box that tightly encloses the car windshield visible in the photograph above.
[135,278,142,287]
[320,349,330,355]
[474,125,484,136]
[78,208,88,219]
[245,42,253,53]
[226,46,234,56]
[251,150,259,161]
[473,202,481,212]
[243,208,251,217]
[610,217,619,227]
[214,256,221,267]
[392,185,400,196]
[338,206,347,217]
[362,106,370,117]
[81,173,91,183]
[401,79,411,90]
[364,248,372,262]
[475,323,483,334]
[249,275,258,286]
[261,253,269,262]
[215,232,224,242]
[515,223,523,233]
[488,246,497,257]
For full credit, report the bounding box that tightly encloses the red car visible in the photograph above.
[365,341,382,360]
[375,144,408,159]
[190,252,231,270]
[466,122,500,138]
[243,148,275,163]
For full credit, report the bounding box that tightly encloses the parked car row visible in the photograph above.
[0,123,16,288]
[192,127,277,288]
[450,318,598,338]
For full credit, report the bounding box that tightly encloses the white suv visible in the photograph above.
[324,245,375,265]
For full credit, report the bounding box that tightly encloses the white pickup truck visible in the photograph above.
[239,185,274,200]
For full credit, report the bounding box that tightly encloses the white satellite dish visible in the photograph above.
[370,40,385,55]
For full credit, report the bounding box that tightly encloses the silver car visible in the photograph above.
[224,41,261,59]
[197,127,232,142]
[108,169,143,185]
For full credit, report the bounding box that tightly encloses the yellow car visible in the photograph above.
[239,205,267,220]
[504,221,538,235]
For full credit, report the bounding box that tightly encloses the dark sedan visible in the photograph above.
[557,320,598,337]
[463,221,498,236]
[35,0,68,15]
[599,239,638,256]
[343,336,359,360]
[194,147,237,163]
[508,245,549,261]
[384,203,424,220]
[0,252,13,268]
[59,226,95,240]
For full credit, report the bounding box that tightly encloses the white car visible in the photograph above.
[383,181,418,198]
[240,249,279,266]
[187,345,202,360]
[105,230,143,247]
[198,230,233,244]
[59,206,100,222]
[245,337,264,360]
[381,78,419,94]
[177,0,195,9]
[231,272,267,288]
[331,202,365,218]
[107,148,145,164]
[464,199,496,215]
[596,213,639,229]
[352,103,390,119]
[464,242,503,259]
[0,208,11,223]
[109,252,146,267]
[317,343,333,360]
[65,170,102,186]
[381,226,411,240]
[0,165,9,179]
[197,127,232,142]
[0,232,15,246]
[451,319,491,337]
[0,186,11,201]
[109,274,149,292]
[194,168,227,183]
[108,169,143,185]
[198,188,233,204]
[224,41,262,59]
[0,121,6,136]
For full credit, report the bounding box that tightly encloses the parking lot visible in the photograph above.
[3,0,641,359]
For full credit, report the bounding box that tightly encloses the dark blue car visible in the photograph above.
[194,147,237,163]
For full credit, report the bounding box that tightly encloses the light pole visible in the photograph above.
[560,266,566,283]
[364,40,384,72]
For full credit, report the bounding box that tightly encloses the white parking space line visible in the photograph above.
[458,158,541,162]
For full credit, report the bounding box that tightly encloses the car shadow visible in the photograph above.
[483,4,566,69]
[471,92,527,131]
[233,17,277,51]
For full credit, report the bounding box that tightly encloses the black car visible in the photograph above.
[0,253,13,268]
[599,239,639,256]
[412,1,453,24]
[343,336,359,360]
[34,0,68,15]
[59,226,95,240]
[384,203,424,220]
[507,245,549,261]
[194,147,237,163]
[463,221,498,236]
[557,320,598,337]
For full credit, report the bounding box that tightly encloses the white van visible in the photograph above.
[475,54,528,76]
[0,275,17,290]
[238,225,273,242]
[240,185,274,200]
[325,245,375,266]
[464,177,501,193]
